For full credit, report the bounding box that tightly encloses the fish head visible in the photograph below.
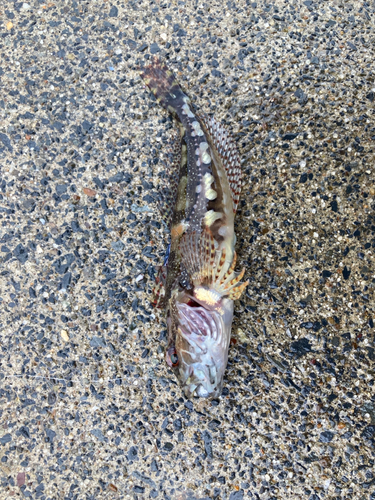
[166,288,234,399]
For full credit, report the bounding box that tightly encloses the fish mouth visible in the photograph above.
[177,302,222,341]
[171,300,232,399]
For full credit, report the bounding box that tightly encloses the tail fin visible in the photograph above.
[140,58,189,114]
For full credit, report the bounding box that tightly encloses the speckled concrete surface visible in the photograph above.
[0,1,375,499]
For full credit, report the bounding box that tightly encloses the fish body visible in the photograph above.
[141,60,248,398]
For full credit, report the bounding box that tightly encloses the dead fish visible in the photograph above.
[141,59,248,398]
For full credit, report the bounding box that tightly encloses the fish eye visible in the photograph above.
[166,347,179,367]
[186,298,200,307]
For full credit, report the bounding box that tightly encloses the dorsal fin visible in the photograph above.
[157,131,182,229]
[199,114,242,213]
[179,227,248,301]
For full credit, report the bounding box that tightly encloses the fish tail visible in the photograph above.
[140,58,189,114]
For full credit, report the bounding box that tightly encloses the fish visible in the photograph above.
[141,59,248,398]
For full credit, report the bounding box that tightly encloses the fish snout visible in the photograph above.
[193,383,222,398]
[183,378,221,399]
[195,384,211,398]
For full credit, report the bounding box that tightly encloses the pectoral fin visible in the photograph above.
[179,226,215,285]
[179,227,248,300]
[152,265,168,308]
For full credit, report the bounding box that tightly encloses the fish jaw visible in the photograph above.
[167,297,234,398]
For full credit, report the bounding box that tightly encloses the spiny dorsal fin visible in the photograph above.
[179,227,248,301]
[199,113,242,213]
[157,131,182,229]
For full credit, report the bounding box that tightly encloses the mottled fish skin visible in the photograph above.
[141,59,248,398]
